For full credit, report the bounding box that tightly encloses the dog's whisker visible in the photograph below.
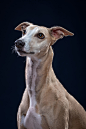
[12,49,16,53]
[11,45,15,49]
[11,49,14,53]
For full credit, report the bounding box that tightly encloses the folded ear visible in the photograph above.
[49,26,74,45]
[15,22,33,31]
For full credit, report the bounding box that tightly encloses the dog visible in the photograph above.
[14,22,86,129]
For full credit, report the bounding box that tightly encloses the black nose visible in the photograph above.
[15,40,25,48]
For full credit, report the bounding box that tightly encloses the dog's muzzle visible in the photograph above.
[15,40,25,48]
[15,40,35,55]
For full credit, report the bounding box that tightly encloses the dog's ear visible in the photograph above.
[15,22,33,31]
[49,26,74,45]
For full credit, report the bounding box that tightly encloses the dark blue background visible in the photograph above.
[0,0,86,129]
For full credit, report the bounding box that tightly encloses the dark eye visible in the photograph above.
[37,33,45,39]
[22,30,26,35]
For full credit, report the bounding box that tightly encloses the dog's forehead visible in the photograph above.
[26,25,37,31]
[26,25,49,35]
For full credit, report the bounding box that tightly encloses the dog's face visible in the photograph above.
[15,22,74,58]
[15,23,52,57]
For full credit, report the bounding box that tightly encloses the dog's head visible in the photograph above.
[14,22,74,58]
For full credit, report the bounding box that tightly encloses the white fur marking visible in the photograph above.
[21,115,25,126]
[24,27,39,51]
[24,57,42,129]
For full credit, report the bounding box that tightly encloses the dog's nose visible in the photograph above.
[15,40,25,48]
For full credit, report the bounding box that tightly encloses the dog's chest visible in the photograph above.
[23,106,42,129]
[24,57,42,129]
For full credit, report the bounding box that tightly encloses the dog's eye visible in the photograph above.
[37,33,45,39]
[22,30,26,35]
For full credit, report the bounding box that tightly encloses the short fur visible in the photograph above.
[15,22,86,129]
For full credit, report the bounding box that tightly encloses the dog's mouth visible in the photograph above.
[17,50,35,54]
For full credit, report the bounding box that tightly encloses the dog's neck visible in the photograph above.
[25,46,54,106]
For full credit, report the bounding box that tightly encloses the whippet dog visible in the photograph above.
[14,22,86,129]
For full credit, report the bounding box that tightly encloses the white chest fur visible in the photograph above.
[21,57,42,129]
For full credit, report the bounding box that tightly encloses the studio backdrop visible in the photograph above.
[0,0,86,129]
